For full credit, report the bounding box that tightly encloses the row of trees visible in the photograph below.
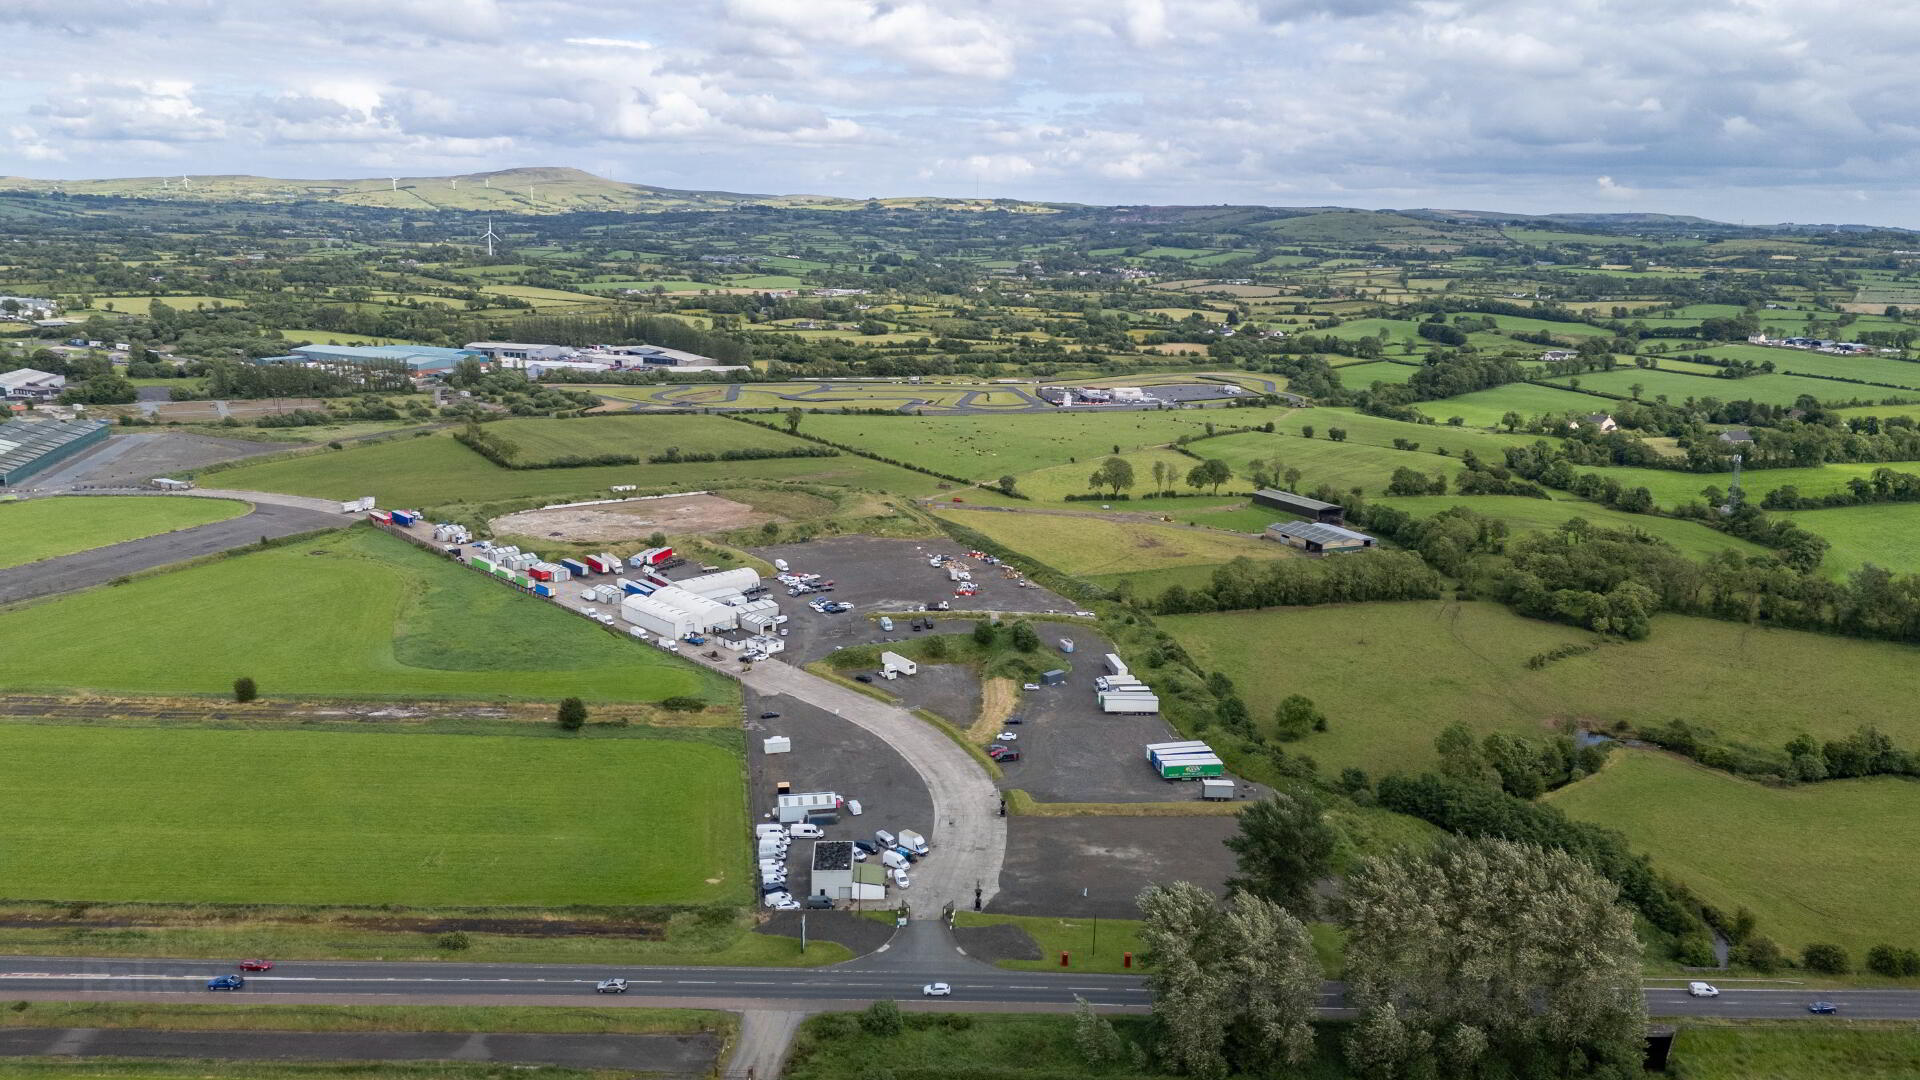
[1137,827,1647,1079]
[1153,551,1442,614]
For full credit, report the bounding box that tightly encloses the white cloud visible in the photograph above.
[0,0,1913,222]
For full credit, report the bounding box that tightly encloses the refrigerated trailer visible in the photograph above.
[1156,753,1224,780]
[1103,653,1129,677]
[1101,692,1161,714]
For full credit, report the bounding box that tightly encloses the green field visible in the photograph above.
[1549,751,1920,953]
[1545,368,1887,407]
[1374,494,1772,561]
[1415,382,1606,428]
[1009,448,1239,506]
[1594,460,1920,510]
[486,414,808,465]
[0,722,744,906]
[0,527,731,703]
[1701,344,1920,389]
[1782,503,1920,576]
[209,432,945,506]
[1198,429,1467,493]
[0,496,247,569]
[1164,601,1920,775]
[799,407,1302,480]
[1337,361,1422,385]
[90,294,244,315]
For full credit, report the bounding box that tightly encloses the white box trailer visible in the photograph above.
[763,736,792,755]
[1147,740,1211,762]
[1101,692,1161,714]
[880,651,917,679]
[1103,653,1129,677]
[1200,778,1235,800]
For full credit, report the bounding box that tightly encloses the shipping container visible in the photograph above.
[1100,693,1161,714]
[533,583,554,598]
[470,556,494,572]
[390,510,417,527]
[560,558,590,577]
[1146,740,1211,763]
[529,565,554,582]
[513,574,531,588]
[1156,754,1224,780]
[370,511,391,524]
[1103,653,1129,677]
[1200,778,1236,800]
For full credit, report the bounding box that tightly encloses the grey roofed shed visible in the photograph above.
[1251,488,1345,523]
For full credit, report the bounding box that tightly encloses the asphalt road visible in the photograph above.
[0,499,344,605]
[0,945,1913,1020]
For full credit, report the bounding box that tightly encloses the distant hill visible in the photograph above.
[0,166,1067,216]
[0,167,1902,233]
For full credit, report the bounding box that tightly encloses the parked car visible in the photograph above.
[789,823,825,839]
[238,959,273,971]
[891,868,911,889]
[803,896,834,909]
[990,748,1021,762]
[761,891,794,908]
[846,799,863,816]
[759,712,780,719]
[206,975,245,991]
[771,898,802,911]
[1688,982,1719,998]
[853,840,878,855]
[996,732,1018,742]
[1022,683,1040,691]
[596,978,629,994]
[1004,715,1024,724]
[854,674,874,683]
[1809,1001,1838,1014]
[922,982,952,997]
[987,744,1011,759]
[759,884,790,895]
[874,829,896,847]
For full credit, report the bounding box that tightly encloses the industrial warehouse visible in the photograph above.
[0,418,109,486]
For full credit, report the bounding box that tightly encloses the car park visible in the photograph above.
[596,978,629,993]
[922,982,952,997]
[1688,982,1719,998]
[238,959,273,971]
[206,975,244,991]
[1809,1001,1838,1014]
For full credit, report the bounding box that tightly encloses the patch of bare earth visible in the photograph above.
[492,493,776,542]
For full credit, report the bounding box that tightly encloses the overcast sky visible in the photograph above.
[1,0,1913,224]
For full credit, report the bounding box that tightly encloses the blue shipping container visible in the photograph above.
[390,511,416,526]
[560,558,590,576]
[534,583,554,597]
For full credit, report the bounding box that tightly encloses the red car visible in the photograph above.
[238,959,274,971]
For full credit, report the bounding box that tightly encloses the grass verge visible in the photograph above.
[1001,790,1244,817]
[0,1001,731,1036]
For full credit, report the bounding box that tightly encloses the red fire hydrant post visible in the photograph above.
[1060,951,1069,967]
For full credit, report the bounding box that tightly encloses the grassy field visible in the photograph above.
[1593,460,1920,509]
[1701,344,1920,389]
[1782,503,1920,577]
[1197,430,1467,493]
[1548,751,1920,954]
[1667,1022,1920,1079]
[1415,382,1606,427]
[90,294,244,315]
[485,414,807,465]
[1374,494,1773,561]
[1545,368,1888,407]
[798,407,1302,480]
[0,496,247,569]
[936,509,1293,579]
[1163,601,1920,775]
[208,432,946,506]
[1336,361,1422,385]
[1009,448,1240,506]
[0,526,731,703]
[953,912,1345,976]
[0,721,745,906]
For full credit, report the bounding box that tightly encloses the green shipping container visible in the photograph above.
[513,574,531,587]
[1157,757,1225,780]
[493,566,510,579]
[471,557,493,571]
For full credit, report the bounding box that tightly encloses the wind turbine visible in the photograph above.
[449,178,459,190]
[390,177,399,191]
[479,217,500,257]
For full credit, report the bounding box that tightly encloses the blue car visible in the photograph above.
[207,974,245,991]
[1808,1001,1837,1014]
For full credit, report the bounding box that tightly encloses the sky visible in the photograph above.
[1,0,1915,224]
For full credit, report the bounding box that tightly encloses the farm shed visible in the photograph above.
[1265,521,1377,554]
[0,418,109,486]
[1252,488,1345,524]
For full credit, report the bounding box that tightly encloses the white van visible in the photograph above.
[846,799,863,816]
[882,850,909,870]
[1688,982,1720,998]
[755,824,789,839]
[874,829,897,848]
[774,559,789,572]
[879,617,894,632]
[788,823,825,839]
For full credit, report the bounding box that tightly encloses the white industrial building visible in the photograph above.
[0,368,66,401]
[674,567,761,597]
[462,342,575,365]
[618,593,703,639]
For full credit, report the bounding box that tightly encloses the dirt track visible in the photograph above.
[492,493,771,542]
